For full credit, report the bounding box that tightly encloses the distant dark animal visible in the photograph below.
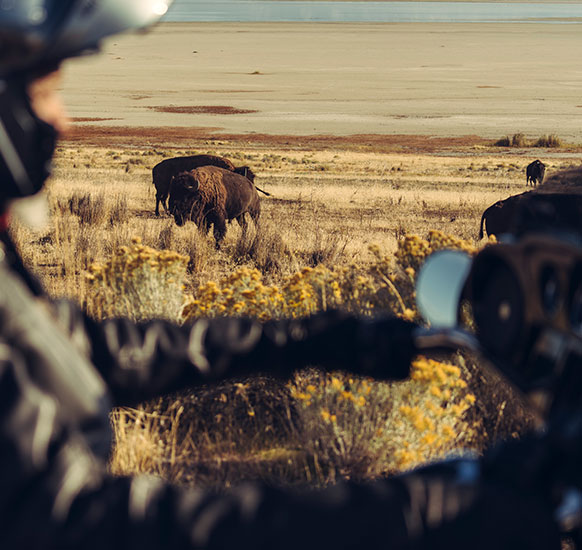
[152,154,260,216]
[526,160,546,187]
[168,166,260,248]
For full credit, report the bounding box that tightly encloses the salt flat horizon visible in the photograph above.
[62,22,582,143]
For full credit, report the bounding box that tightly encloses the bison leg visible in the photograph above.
[198,217,211,235]
[155,192,168,216]
[236,213,248,235]
[213,218,227,249]
[250,207,260,230]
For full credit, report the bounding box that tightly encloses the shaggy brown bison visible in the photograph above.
[168,166,260,248]
[526,159,546,187]
[152,154,263,216]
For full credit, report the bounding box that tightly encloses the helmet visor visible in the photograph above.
[0,0,173,75]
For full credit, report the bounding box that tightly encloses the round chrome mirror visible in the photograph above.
[416,249,472,327]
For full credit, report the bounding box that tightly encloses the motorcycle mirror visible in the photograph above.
[416,249,472,328]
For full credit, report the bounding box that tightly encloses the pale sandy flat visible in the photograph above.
[62,22,582,141]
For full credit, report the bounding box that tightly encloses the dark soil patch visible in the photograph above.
[70,117,121,122]
[147,105,258,115]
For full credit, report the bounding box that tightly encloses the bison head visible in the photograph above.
[168,171,201,226]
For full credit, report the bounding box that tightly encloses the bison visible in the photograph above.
[479,187,582,239]
[168,166,260,248]
[526,160,546,187]
[479,192,530,239]
[152,154,265,216]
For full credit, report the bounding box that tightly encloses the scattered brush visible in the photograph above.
[108,195,130,225]
[495,133,563,148]
[232,220,297,276]
[62,191,108,225]
[533,134,562,148]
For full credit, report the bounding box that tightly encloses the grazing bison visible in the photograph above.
[169,166,260,248]
[152,154,260,216]
[526,160,546,187]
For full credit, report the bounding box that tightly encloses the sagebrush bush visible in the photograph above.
[232,220,297,275]
[66,191,108,225]
[494,136,511,147]
[181,230,481,323]
[108,195,130,225]
[494,133,563,149]
[290,356,479,479]
[511,133,527,147]
[85,237,189,321]
[533,134,562,148]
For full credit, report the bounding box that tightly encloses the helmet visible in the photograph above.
[0,0,173,204]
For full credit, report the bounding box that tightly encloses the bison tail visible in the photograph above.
[255,185,271,197]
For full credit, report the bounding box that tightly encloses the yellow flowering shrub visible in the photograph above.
[182,229,492,326]
[181,256,408,322]
[178,231,488,476]
[387,230,494,324]
[289,355,480,479]
[182,267,286,321]
[387,356,479,472]
[394,230,481,273]
[288,370,395,480]
[86,237,190,321]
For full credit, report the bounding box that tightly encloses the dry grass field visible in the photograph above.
[17,132,582,300]
[10,130,580,488]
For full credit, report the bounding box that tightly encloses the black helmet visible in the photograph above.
[0,0,173,203]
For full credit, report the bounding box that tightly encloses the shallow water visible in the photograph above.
[163,1,582,23]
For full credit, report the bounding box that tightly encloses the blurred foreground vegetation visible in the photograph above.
[89,232,534,488]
